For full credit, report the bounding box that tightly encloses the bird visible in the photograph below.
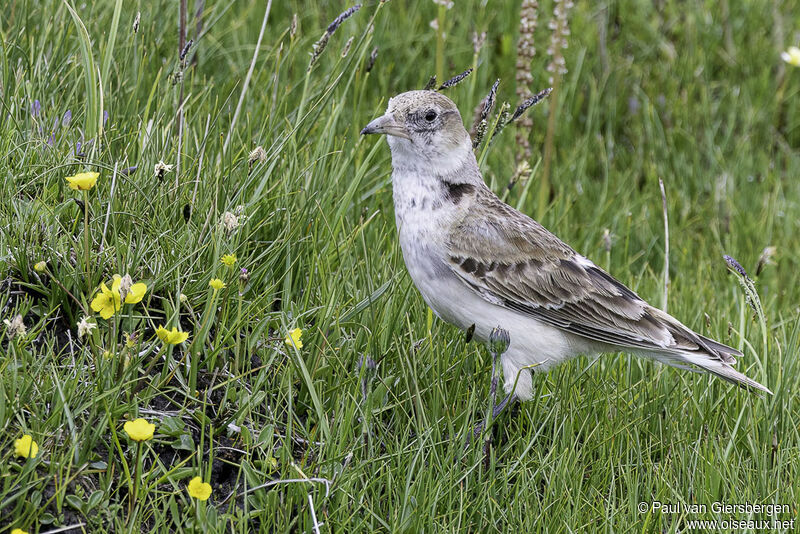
[361,89,771,418]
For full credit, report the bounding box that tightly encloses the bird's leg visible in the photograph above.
[482,341,502,461]
[489,343,499,410]
[469,327,511,452]
[472,394,516,438]
[492,392,514,419]
[486,326,510,419]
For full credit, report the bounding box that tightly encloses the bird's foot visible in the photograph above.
[465,393,516,451]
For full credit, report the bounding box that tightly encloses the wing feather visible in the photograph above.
[447,188,743,363]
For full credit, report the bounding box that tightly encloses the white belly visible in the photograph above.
[399,235,590,401]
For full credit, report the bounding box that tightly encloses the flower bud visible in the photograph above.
[489,326,510,355]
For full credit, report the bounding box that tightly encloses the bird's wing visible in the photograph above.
[446,189,742,362]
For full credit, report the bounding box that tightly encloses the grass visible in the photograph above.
[1,0,799,531]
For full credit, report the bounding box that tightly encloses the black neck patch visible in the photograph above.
[443,182,475,205]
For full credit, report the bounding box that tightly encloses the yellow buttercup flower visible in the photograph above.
[781,46,800,67]
[14,435,39,459]
[90,278,147,319]
[11,528,29,534]
[123,418,155,441]
[221,254,237,267]
[90,282,121,319]
[65,171,99,191]
[209,278,226,290]
[124,282,147,304]
[34,261,47,272]
[187,476,212,501]
[113,275,147,304]
[156,326,190,345]
[285,328,303,349]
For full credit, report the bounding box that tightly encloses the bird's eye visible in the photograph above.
[424,110,437,122]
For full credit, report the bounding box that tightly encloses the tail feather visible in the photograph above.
[695,334,743,361]
[673,352,772,395]
[645,308,769,394]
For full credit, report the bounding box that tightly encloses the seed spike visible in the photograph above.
[509,87,552,123]
[437,68,473,91]
[180,39,194,62]
[423,75,437,91]
[481,79,500,121]
[366,47,378,73]
[309,5,362,71]
[489,102,511,142]
[327,4,362,35]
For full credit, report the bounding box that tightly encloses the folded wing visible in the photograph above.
[445,188,771,393]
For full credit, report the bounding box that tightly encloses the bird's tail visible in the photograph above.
[642,308,772,395]
[669,351,772,395]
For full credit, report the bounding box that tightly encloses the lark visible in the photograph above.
[362,90,771,417]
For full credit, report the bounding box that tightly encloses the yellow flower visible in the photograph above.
[12,529,29,534]
[285,328,303,349]
[113,275,147,304]
[90,278,147,319]
[156,325,190,345]
[781,46,800,67]
[123,418,155,441]
[221,254,237,267]
[65,171,99,191]
[13,435,39,459]
[124,282,147,304]
[209,278,226,290]
[34,261,47,272]
[187,476,212,501]
[90,282,122,319]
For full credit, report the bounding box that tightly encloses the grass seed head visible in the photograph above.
[366,47,378,72]
[510,87,552,123]
[482,79,500,122]
[424,75,437,90]
[438,68,473,90]
[756,246,777,276]
[327,5,362,34]
[473,31,487,55]
[341,36,354,58]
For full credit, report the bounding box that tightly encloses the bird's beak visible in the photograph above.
[360,114,410,140]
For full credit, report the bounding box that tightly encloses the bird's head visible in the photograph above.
[361,90,472,171]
